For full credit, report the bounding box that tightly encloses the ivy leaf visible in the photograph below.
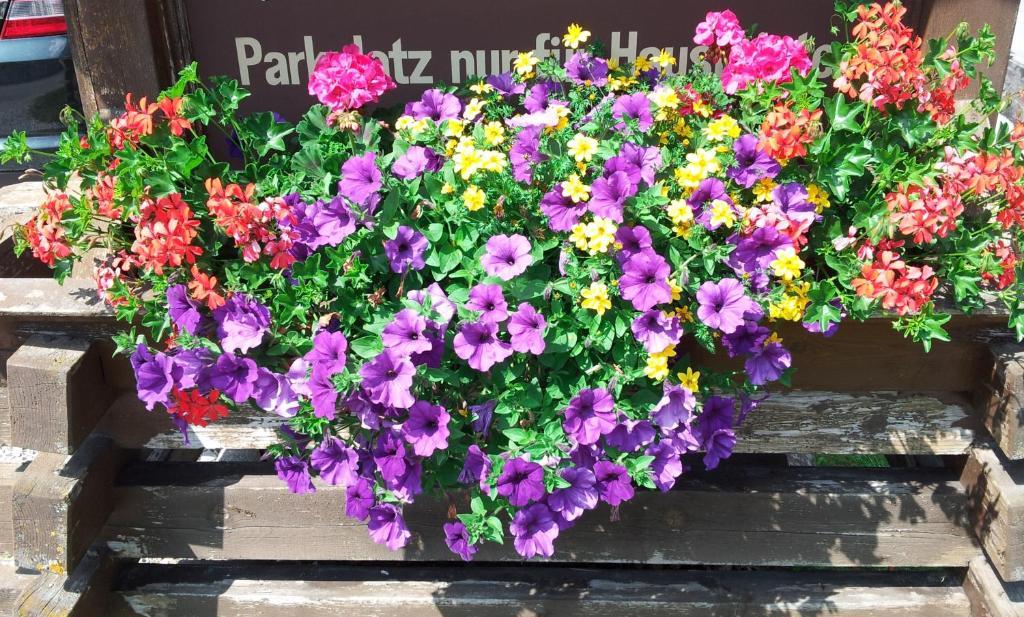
[824,94,861,133]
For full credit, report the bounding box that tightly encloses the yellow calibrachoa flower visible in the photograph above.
[440,183,455,195]
[685,148,721,176]
[766,332,784,345]
[514,51,540,77]
[674,165,704,191]
[645,346,677,381]
[484,121,506,146]
[633,56,652,73]
[580,282,612,316]
[453,146,483,180]
[564,23,591,49]
[752,178,777,203]
[462,185,486,211]
[562,174,590,203]
[648,86,680,121]
[394,115,416,131]
[569,224,590,251]
[673,117,693,139]
[709,199,737,229]
[667,199,694,225]
[669,280,683,302]
[549,103,570,131]
[586,217,617,254]
[676,305,694,323]
[771,248,805,281]
[677,367,700,391]
[443,119,465,137]
[704,115,741,141]
[692,99,713,117]
[807,184,831,212]
[769,281,811,321]
[463,98,485,121]
[652,48,677,69]
[567,133,599,163]
[410,118,431,136]
[470,82,494,95]
[480,150,507,172]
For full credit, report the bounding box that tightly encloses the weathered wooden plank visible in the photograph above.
[7,336,116,455]
[962,445,1024,582]
[97,389,979,455]
[14,436,122,576]
[978,344,1024,460]
[106,563,971,617]
[102,463,980,567]
[964,557,1024,617]
[0,462,18,558]
[15,547,116,617]
[0,280,111,322]
[0,560,38,617]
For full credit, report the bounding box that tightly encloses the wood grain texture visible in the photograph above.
[962,445,1024,583]
[964,557,1024,617]
[0,463,17,558]
[978,344,1024,460]
[15,547,116,617]
[106,563,971,617]
[102,463,980,567]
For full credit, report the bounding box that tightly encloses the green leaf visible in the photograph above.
[349,336,382,359]
[824,94,862,133]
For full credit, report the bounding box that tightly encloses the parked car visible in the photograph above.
[0,0,79,186]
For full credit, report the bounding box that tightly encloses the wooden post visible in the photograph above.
[977,344,1024,461]
[15,546,118,617]
[961,444,1024,582]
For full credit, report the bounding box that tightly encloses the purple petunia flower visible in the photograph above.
[367,503,412,550]
[631,309,682,354]
[729,227,792,290]
[564,51,608,86]
[453,320,513,372]
[703,428,736,470]
[612,92,654,132]
[486,72,526,100]
[496,457,545,507]
[470,400,496,436]
[510,503,559,559]
[563,388,617,446]
[345,477,375,521]
[619,250,672,311]
[652,383,697,429]
[605,143,662,187]
[727,134,781,188]
[402,400,450,456]
[198,352,259,403]
[213,293,271,354]
[604,419,655,452]
[524,80,560,113]
[547,467,599,521]
[688,177,729,210]
[275,456,315,494]
[459,444,492,493]
[311,195,358,247]
[510,126,546,183]
[721,320,770,358]
[539,186,588,232]
[588,171,636,223]
[745,341,792,385]
[646,441,684,491]
[466,283,509,323]
[384,457,423,503]
[167,284,204,335]
[405,88,462,122]
[593,461,635,506]
[310,436,359,487]
[359,350,416,409]
[305,330,348,374]
[308,364,339,419]
[507,303,546,355]
[384,226,428,274]
[444,521,478,562]
[338,152,382,206]
[696,278,755,334]
[252,368,298,417]
[614,225,653,263]
[392,145,443,180]
[170,347,210,391]
[481,234,533,281]
[408,283,457,326]
[382,309,433,357]
[131,344,183,410]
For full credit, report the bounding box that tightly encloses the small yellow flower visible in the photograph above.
[480,150,507,172]
[653,48,677,69]
[752,178,777,203]
[807,184,831,213]
[771,247,805,281]
[484,122,505,146]
[569,224,590,251]
[463,98,485,121]
[676,305,694,323]
[704,115,741,141]
[693,99,713,118]
[549,103,570,131]
[580,282,612,316]
[666,199,694,225]
[470,82,494,95]
[634,56,652,73]
[673,117,693,139]
[709,199,737,229]
[443,119,465,137]
[410,118,431,136]
[586,216,617,254]
[394,115,415,131]
[567,133,599,163]
[674,165,704,191]
[462,185,486,211]
[648,86,680,112]
[685,148,721,176]
[564,23,591,49]
[766,332,784,345]
[514,51,540,77]
[562,174,591,203]
[440,183,454,195]
[677,367,700,391]
[673,222,693,238]
[452,146,483,180]
[645,354,670,381]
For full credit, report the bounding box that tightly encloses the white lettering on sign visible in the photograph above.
[232,32,833,88]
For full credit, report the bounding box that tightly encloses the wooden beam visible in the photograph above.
[962,445,1024,582]
[14,436,122,576]
[978,344,1024,460]
[964,557,1024,617]
[7,336,115,455]
[15,547,117,617]
[102,463,980,567]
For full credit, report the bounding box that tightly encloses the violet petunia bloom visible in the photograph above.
[311,195,357,247]
[470,400,496,436]
[592,461,635,506]
[631,309,682,354]
[619,250,673,311]
[444,521,478,561]
[547,467,599,521]
[496,457,545,507]
[564,51,609,86]
[305,330,349,374]
[275,456,315,494]
[405,88,462,122]
[384,226,428,274]
[539,186,588,232]
[345,477,375,521]
[614,225,653,264]
[459,444,492,493]
[373,430,410,484]
[612,92,654,132]
[696,278,755,334]
[338,152,382,206]
[213,293,271,354]
[453,320,513,372]
[359,350,417,409]
[511,503,559,559]
[252,368,299,418]
[507,303,546,355]
[481,234,533,281]
[703,428,737,470]
[382,309,433,357]
[486,72,526,100]
[563,388,617,446]
[410,321,445,369]
[367,503,412,550]
[408,283,457,326]
[466,283,509,323]
[391,145,443,180]
[646,441,685,492]
[384,457,423,503]
[688,177,729,210]
[727,134,781,188]
[524,80,560,113]
[171,347,210,391]
[651,383,697,429]
[510,126,546,183]
[745,341,792,385]
[604,419,656,452]
[721,320,770,358]
[131,344,182,411]
[167,284,203,335]
[310,436,359,486]
[588,171,637,223]
[198,352,259,403]
[402,400,451,456]
[605,143,662,187]
[308,364,340,419]
[729,227,792,287]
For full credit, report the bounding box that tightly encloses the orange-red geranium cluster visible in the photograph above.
[22,193,73,267]
[885,182,964,244]
[758,105,821,164]
[130,193,203,275]
[107,94,191,150]
[852,240,939,315]
[204,179,297,269]
[168,387,229,427]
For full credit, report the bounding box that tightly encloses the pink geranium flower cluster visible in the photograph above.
[307,44,396,112]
